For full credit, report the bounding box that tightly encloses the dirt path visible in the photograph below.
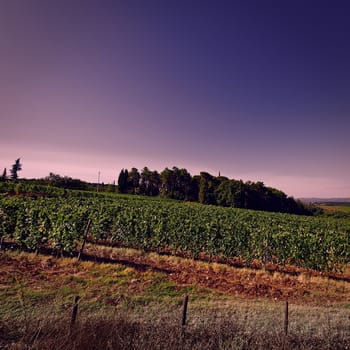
[84,245,350,305]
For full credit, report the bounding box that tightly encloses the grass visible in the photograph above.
[1,250,350,349]
[319,203,350,213]
[1,302,350,349]
[322,205,350,213]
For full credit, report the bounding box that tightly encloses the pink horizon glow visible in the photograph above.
[1,2,349,199]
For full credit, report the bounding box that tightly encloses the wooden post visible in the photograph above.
[71,295,80,328]
[284,300,289,335]
[181,294,189,337]
[77,219,92,262]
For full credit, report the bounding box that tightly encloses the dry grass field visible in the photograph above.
[1,246,350,349]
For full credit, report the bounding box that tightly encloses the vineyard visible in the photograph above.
[0,192,349,271]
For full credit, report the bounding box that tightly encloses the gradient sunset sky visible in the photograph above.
[1,0,349,198]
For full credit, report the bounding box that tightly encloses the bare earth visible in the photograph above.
[1,244,349,306]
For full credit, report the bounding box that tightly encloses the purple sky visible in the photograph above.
[1,0,349,198]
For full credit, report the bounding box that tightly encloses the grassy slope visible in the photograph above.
[1,249,350,349]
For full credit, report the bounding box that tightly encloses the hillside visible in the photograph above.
[1,185,349,349]
[1,166,313,215]
[300,198,350,204]
[1,249,350,349]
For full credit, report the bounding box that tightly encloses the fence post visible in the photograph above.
[77,219,92,262]
[71,295,80,328]
[181,294,189,337]
[284,300,289,335]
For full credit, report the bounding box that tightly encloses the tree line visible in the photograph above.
[1,159,91,191]
[117,166,311,215]
[0,159,312,215]
[0,158,22,181]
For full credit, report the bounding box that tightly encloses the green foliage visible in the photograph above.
[117,167,312,215]
[140,167,160,196]
[1,193,349,271]
[215,179,245,207]
[127,168,141,194]
[160,167,195,201]
[105,183,116,193]
[43,173,90,190]
[198,172,218,205]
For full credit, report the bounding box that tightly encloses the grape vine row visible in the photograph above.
[0,195,349,271]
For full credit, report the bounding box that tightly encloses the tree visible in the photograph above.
[160,167,174,197]
[149,170,161,196]
[178,168,196,201]
[117,169,128,194]
[140,167,160,196]
[159,167,195,200]
[198,172,219,204]
[0,168,7,181]
[44,172,89,190]
[140,167,150,195]
[215,179,246,208]
[127,168,140,194]
[10,159,22,180]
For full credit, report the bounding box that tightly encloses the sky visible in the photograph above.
[1,0,349,198]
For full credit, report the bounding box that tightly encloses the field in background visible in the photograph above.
[319,202,350,213]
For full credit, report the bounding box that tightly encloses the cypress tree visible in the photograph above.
[0,168,7,181]
[10,159,22,181]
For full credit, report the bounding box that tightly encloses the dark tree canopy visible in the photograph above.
[0,168,7,181]
[140,167,160,196]
[117,169,128,194]
[10,159,22,180]
[127,168,141,194]
[160,167,196,201]
[118,166,312,215]
[44,172,89,190]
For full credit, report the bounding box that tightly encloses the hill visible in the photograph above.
[300,198,350,204]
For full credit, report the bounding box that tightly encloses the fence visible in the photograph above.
[69,294,292,336]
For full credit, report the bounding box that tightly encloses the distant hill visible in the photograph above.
[300,198,350,204]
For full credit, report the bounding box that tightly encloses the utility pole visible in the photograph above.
[97,171,100,192]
